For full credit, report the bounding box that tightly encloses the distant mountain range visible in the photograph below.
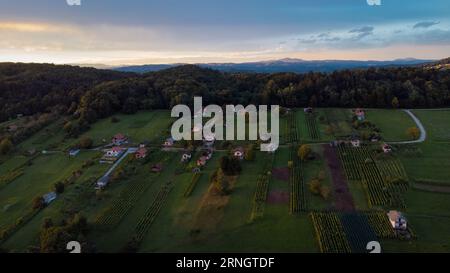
[113,58,435,74]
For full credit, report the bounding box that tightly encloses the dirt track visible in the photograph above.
[323,145,355,212]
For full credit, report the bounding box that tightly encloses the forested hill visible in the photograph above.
[0,63,133,121]
[1,62,450,130]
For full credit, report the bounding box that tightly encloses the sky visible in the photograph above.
[0,0,449,65]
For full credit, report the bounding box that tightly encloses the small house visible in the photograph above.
[112,133,128,145]
[382,144,392,154]
[387,210,407,230]
[135,147,148,159]
[181,153,192,163]
[233,147,245,160]
[163,137,175,147]
[351,139,361,148]
[69,149,80,157]
[197,156,208,167]
[355,108,366,121]
[43,192,57,205]
[106,147,123,158]
[96,176,109,189]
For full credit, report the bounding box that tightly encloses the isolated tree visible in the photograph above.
[391,97,400,109]
[40,226,72,253]
[406,127,420,140]
[298,144,311,161]
[220,156,242,176]
[32,196,45,210]
[63,121,73,133]
[0,138,13,155]
[308,179,322,195]
[42,218,54,229]
[78,136,93,149]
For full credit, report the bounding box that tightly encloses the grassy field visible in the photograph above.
[79,110,174,146]
[365,109,416,141]
[399,110,450,182]
[0,150,104,231]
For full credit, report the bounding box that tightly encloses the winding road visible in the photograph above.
[387,109,427,145]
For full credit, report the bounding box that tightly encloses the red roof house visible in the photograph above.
[112,133,128,145]
[135,148,148,159]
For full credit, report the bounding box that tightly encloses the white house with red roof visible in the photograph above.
[106,146,123,157]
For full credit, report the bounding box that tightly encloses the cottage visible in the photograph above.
[197,156,208,167]
[106,146,123,158]
[181,153,192,162]
[43,192,57,205]
[135,147,148,159]
[112,133,128,145]
[69,149,80,157]
[382,144,392,154]
[387,210,407,230]
[233,147,245,160]
[351,139,361,148]
[163,137,175,147]
[355,108,366,121]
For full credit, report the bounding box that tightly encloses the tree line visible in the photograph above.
[1,62,449,132]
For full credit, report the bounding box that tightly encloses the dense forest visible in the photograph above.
[1,62,450,132]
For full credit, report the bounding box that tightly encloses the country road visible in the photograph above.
[387,109,427,145]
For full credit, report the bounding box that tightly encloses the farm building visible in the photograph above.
[135,147,148,159]
[43,192,57,205]
[181,153,192,162]
[351,139,361,148]
[96,176,109,189]
[233,147,245,160]
[382,144,392,154]
[355,108,366,121]
[106,147,124,158]
[112,133,128,145]
[387,210,407,230]
[68,149,80,157]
